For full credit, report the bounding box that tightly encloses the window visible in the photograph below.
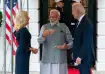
[81,0,88,14]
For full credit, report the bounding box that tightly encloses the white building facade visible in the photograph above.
[0,0,105,73]
[96,0,105,71]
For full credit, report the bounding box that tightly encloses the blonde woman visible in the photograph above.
[14,10,38,74]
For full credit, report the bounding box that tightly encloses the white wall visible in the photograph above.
[0,0,6,72]
[96,0,105,71]
[0,0,40,72]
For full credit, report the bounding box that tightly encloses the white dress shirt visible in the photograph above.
[77,14,85,28]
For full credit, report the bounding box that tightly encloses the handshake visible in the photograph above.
[29,47,38,54]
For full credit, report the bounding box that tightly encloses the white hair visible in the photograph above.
[50,9,60,17]
[72,0,81,2]
[72,3,85,14]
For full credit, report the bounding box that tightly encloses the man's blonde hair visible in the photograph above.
[14,10,28,29]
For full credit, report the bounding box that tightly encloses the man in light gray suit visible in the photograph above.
[38,9,73,74]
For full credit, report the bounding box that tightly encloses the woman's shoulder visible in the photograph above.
[20,27,28,31]
[18,27,29,34]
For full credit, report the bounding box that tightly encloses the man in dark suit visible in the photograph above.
[72,3,94,74]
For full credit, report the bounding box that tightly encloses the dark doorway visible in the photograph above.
[39,0,97,66]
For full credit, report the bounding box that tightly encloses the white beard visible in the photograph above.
[50,20,59,25]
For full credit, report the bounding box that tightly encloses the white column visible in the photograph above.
[22,0,40,72]
[97,0,105,71]
[0,0,4,72]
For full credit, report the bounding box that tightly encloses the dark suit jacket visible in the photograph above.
[73,15,94,66]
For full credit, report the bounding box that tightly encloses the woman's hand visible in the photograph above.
[29,47,38,54]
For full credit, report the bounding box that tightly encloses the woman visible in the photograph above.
[14,10,38,74]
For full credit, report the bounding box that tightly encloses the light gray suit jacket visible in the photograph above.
[38,23,73,63]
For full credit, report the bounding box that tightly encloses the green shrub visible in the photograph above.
[0,11,3,27]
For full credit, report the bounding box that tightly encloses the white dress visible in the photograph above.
[40,62,68,74]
